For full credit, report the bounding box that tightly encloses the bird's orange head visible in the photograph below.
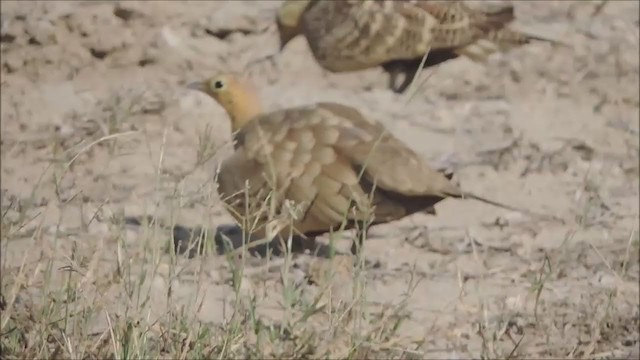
[187,73,263,131]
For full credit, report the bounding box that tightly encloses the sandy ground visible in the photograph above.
[1,1,639,358]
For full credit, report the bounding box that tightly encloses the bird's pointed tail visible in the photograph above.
[458,191,566,224]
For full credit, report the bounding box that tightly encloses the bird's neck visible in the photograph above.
[230,106,260,131]
[227,93,262,132]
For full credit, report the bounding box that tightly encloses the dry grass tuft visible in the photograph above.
[1,1,639,359]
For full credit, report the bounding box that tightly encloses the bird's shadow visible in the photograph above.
[382,50,461,93]
[124,215,338,259]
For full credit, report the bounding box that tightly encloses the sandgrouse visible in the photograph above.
[187,73,553,255]
[276,0,559,92]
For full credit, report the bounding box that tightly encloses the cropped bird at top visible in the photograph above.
[275,0,562,93]
[187,73,560,255]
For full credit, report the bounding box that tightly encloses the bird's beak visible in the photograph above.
[186,80,206,92]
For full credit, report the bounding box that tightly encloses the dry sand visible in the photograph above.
[1,1,638,358]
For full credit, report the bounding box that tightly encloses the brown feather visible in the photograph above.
[275,0,561,92]
[188,74,562,253]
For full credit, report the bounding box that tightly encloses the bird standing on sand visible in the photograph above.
[187,73,556,255]
[275,0,560,93]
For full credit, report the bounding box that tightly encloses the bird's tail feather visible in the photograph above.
[458,191,565,224]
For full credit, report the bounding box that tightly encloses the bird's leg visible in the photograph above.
[382,60,419,94]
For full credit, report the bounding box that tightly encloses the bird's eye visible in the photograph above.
[213,80,225,90]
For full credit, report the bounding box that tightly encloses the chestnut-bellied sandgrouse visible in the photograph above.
[276,0,560,92]
[187,73,559,255]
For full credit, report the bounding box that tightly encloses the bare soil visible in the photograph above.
[1,1,638,358]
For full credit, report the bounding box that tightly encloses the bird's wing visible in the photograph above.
[223,102,460,235]
[231,105,375,235]
[301,0,440,72]
[411,0,515,49]
[315,102,461,199]
[416,1,561,61]
[300,0,555,73]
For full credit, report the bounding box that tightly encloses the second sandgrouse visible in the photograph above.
[276,0,559,92]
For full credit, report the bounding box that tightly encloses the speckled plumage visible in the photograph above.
[277,0,556,92]
[187,73,558,254]
[217,100,461,250]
